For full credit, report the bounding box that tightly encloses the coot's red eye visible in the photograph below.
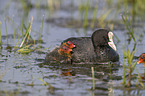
[104,36,107,38]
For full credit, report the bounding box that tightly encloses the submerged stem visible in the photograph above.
[91,67,95,90]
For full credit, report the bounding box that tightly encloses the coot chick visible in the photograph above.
[45,41,75,63]
[137,53,145,66]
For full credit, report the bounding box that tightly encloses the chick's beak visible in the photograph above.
[137,59,143,64]
[137,60,141,64]
[69,44,75,49]
[137,58,145,64]
[68,49,72,52]
[73,44,76,48]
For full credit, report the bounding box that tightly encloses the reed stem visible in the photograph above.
[91,67,95,90]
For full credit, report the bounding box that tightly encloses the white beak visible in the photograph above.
[108,32,117,51]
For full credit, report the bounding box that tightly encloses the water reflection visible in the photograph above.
[39,63,121,80]
[37,62,122,95]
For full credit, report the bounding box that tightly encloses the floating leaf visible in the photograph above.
[17,48,33,54]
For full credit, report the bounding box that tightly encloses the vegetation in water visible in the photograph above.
[121,13,144,88]
[0,0,145,95]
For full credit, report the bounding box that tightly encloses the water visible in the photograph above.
[0,0,145,96]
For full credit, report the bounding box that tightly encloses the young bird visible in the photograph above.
[137,53,145,66]
[58,45,72,58]
[61,41,75,49]
[45,41,75,63]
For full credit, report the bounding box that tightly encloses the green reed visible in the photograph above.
[47,0,61,16]
[107,0,113,6]
[20,0,31,12]
[122,45,126,85]
[5,16,25,48]
[0,21,2,46]
[3,87,20,96]
[16,23,23,48]
[122,46,137,87]
[17,17,33,54]
[91,4,97,28]
[119,0,145,21]
[83,0,89,28]
[39,78,55,94]
[47,0,54,13]
[12,16,16,46]
[136,0,145,18]
[98,10,111,28]
[20,17,33,47]
[91,67,95,90]
[122,15,136,44]
[121,13,138,87]
[38,15,44,48]
[78,0,84,21]
[136,71,144,88]
[80,0,111,29]
[4,19,8,45]
[17,16,46,54]
[106,0,145,21]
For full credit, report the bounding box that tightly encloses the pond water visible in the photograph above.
[0,0,145,96]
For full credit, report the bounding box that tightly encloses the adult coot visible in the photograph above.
[45,29,119,64]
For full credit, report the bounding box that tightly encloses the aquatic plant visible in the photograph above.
[91,67,95,90]
[122,46,137,87]
[17,17,33,54]
[106,0,145,21]
[136,71,144,88]
[16,15,46,54]
[20,0,31,13]
[126,0,145,21]
[3,89,20,96]
[80,0,112,29]
[83,0,89,28]
[12,16,16,46]
[0,21,2,46]
[20,17,33,47]
[39,78,55,94]
[121,0,145,21]
[38,15,44,48]
[121,13,140,87]
[98,10,112,28]
[78,0,84,22]
[4,18,8,45]
[17,44,33,54]
[90,4,97,28]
